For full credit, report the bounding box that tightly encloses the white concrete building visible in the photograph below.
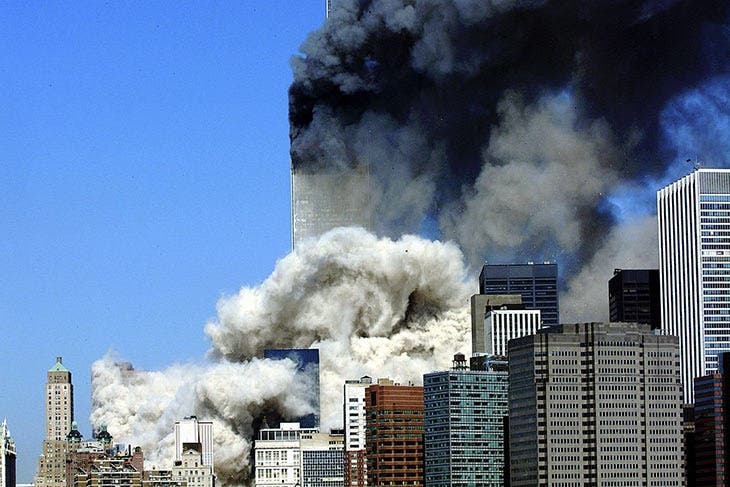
[658,168,730,401]
[174,417,213,468]
[1,419,15,487]
[483,308,542,356]
[254,423,317,487]
[343,377,372,487]
[172,448,214,487]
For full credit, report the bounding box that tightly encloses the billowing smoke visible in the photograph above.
[91,229,471,485]
[290,0,730,273]
[91,3,730,485]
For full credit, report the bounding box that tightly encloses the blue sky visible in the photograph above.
[0,2,325,481]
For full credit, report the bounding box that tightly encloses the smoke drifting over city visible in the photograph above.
[90,2,730,485]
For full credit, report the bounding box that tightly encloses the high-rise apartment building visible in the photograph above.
[508,322,683,487]
[693,351,730,485]
[479,263,559,325]
[264,349,320,428]
[254,423,318,487]
[35,357,74,487]
[423,354,508,487]
[174,416,213,468]
[658,168,730,402]
[299,432,344,487]
[609,269,661,328]
[365,382,424,487]
[343,376,372,487]
[0,420,15,487]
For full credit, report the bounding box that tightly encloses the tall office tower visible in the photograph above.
[659,168,730,402]
[470,294,523,354]
[479,263,559,325]
[508,322,683,487]
[343,376,372,487]
[609,269,661,328]
[35,357,74,487]
[0,420,15,487]
[365,382,424,487]
[174,416,213,468]
[423,354,508,487]
[254,423,318,487]
[693,351,730,485]
[475,307,541,357]
[299,432,344,487]
[290,166,373,248]
[264,349,320,428]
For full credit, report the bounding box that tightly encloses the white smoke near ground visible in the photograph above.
[91,229,472,486]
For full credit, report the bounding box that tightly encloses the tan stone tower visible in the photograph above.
[34,357,74,487]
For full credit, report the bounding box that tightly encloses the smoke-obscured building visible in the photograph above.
[291,167,373,248]
[35,357,74,487]
[508,322,683,486]
[609,268,661,328]
[343,376,372,487]
[299,432,344,487]
[659,168,730,402]
[264,349,321,428]
[365,382,424,487]
[174,417,213,468]
[479,263,558,325]
[693,351,730,485]
[424,354,508,487]
[0,420,15,487]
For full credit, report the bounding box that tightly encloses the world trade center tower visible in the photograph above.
[658,168,730,402]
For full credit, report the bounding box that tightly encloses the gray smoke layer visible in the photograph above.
[91,229,471,486]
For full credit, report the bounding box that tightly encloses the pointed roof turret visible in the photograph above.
[49,356,69,372]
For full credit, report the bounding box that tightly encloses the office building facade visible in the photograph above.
[343,376,372,487]
[479,263,559,325]
[480,308,541,357]
[470,294,523,355]
[254,423,317,487]
[658,168,730,401]
[174,416,213,468]
[508,322,683,487]
[172,447,215,487]
[300,432,344,487]
[35,357,75,487]
[423,354,508,487]
[693,351,730,485]
[609,268,661,328]
[365,383,424,486]
[0,420,15,487]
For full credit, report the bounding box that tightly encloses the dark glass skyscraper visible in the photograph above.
[264,349,320,428]
[608,268,661,328]
[479,263,558,325]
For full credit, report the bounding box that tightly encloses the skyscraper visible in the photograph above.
[608,268,661,328]
[343,376,372,487]
[264,349,320,428]
[0,420,15,487]
[692,351,730,485]
[658,168,730,401]
[476,307,541,357]
[508,322,683,487]
[365,382,424,487]
[35,357,74,487]
[479,263,559,325]
[423,354,508,487]
[174,417,213,468]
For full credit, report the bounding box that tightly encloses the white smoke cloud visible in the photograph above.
[91,228,472,486]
